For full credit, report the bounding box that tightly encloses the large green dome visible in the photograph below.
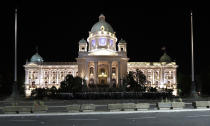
[91,14,114,33]
[30,53,43,62]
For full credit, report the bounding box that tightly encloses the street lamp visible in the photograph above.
[190,10,198,98]
[10,9,19,101]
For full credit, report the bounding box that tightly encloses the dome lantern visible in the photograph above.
[99,14,105,21]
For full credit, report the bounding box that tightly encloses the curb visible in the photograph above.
[0,109,210,117]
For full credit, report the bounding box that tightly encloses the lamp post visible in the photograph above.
[190,10,197,98]
[10,9,19,100]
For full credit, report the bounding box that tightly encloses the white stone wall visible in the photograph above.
[127,62,178,95]
[24,62,178,96]
[24,63,78,96]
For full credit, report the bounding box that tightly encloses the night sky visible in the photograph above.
[1,1,209,82]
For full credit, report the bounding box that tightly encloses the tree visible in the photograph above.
[200,66,210,95]
[59,74,74,92]
[136,69,147,86]
[59,74,83,93]
[177,72,191,96]
[123,69,147,92]
[72,76,82,93]
[31,88,47,99]
[49,86,57,97]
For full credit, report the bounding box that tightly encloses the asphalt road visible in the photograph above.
[1,111,210,126]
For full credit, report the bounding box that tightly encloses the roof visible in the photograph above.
[119,38,126,43]
[91,14,114,33]
[159,53,172,62]
[41,62,77,65]
[30,53,43,62]
[79,38,87,43]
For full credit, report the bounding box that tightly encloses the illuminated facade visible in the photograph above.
[24,14,178,96]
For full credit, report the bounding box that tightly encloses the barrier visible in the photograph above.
[108,104,122,111]
[32,105,48,113]
[66,104,81,112]
[192,101,210,109]
[136,103,150,111]
[171,102,185,109]
[81,104,95,112]
[157,102,172,110]
[3,106,32,114]
[122,103,136,111]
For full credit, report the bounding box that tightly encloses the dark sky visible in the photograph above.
[1,1,209,81]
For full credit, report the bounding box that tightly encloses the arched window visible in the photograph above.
[100,68,105,73]
[112,67,116,74]
[90,67,94,74]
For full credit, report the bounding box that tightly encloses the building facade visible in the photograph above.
[24,14,178,96]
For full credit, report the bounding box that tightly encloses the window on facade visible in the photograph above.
[32,81,36,88]
[154,71,159,79]
[100,68,105,74]
[112,67,116,74]
[53,72,56,79]
[90,67,94,74]
[61,72,64,78]
[99,38,106,46]
[110,39,113,46]
[165,71,173,79]
[92,39,96,47]
[169,71,173,79]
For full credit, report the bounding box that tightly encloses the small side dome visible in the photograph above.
[79,38,87,43]
[30,53,44,62]
[119,38,126,43]
[160,52,172,62]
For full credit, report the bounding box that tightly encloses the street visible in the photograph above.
[0,110,210,126]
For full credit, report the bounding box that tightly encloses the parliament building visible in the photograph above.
[24,14,178,96]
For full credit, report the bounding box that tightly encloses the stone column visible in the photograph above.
[152,69,154,85]
[94,61,98,84]
[173,70,176,84]
[25,70,29,84]
[56,70,59,84]
[118,61,121,85]
[85,61,89,84]
[109,61,112,85]
[160,67,164,86]
[49,71,51,85]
